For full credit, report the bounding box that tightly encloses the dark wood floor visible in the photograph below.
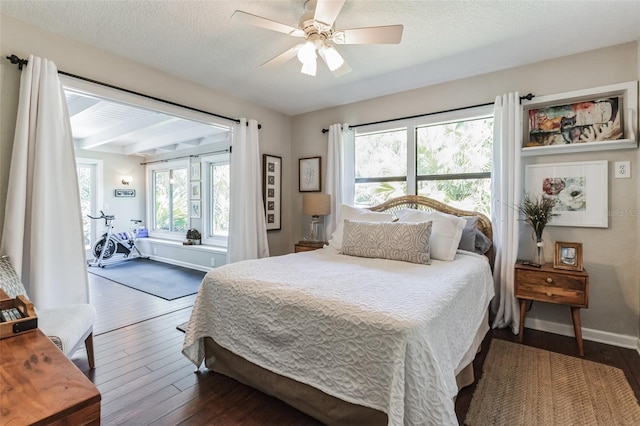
[73,274,640,425]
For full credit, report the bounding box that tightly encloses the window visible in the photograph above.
[201,153,230,246]
[76,158,103,250]
[354,128,407,206]
[354,107,493,214]
[148,160,189,238]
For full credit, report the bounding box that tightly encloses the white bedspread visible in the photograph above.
[182,248,494,425]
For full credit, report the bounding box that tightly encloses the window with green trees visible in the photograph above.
[354,107,493,214]
[152,164,188,234]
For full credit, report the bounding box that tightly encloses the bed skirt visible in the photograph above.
[202,310,489,425]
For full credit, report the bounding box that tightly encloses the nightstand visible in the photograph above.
[294,241,326,252]
[515,261,589,356]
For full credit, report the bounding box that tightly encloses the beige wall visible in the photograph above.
[291,42,640,345]
[0,14,293,256]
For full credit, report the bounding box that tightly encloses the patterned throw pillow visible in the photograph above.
[396,209,466,261]
[328,205,393,252]
[341,220,432,264]
[0,255,28,298]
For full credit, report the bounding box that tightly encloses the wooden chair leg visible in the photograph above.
[84,333,95,369]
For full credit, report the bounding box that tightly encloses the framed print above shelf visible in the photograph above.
[521,81,638,156]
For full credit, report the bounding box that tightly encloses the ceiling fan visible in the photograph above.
[232,0,403,77]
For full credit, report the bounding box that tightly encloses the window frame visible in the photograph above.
[200,153,230,247]
[353,105,494,208]
[146,159,190,240]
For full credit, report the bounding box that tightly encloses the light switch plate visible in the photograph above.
[614,161,631,178]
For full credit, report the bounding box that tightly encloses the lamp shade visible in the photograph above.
[303,193,330,216]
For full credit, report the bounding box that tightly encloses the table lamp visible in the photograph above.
[303,193,331,242]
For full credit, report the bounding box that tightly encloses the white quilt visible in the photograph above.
[182,248,494,426]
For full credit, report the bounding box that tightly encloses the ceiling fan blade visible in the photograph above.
[232,10,304,37]
[314,0,346,26]
[333,25,404,44]
[260,45,300,68]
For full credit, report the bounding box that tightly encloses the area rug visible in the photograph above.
[88,258,206,300]
[465,339,640,425]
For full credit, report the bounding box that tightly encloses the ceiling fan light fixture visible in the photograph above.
[319,43,344,71]
[300,57,317,76]
[297,40,317,65]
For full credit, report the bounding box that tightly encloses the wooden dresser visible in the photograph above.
[0,328,101,425]
[514,261,589,356]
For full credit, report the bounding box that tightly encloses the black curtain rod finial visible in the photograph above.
[6,54,28,70]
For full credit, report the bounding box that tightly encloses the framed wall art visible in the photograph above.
[190,163,201,180]
[553,241,583,271]
[190,182,201,200]
[263,154,281,231]
[190,200,201,219]
[521,81,638,156]
[299,156,321,192]
[525,160,608,228]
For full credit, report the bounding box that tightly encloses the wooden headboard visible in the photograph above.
[368,195,493,264]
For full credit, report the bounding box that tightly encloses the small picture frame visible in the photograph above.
[299,156,321,192]
[190,200,201,219]
[115,189,136,197]
[554,241,583,271]
[190,163,201,181]
[190,182,201,200]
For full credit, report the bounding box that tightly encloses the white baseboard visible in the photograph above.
[524,317,640,354]
[147,255,211,273]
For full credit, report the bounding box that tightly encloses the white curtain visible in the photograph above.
[0,55,89,308]
[325,123,354,239]
[227,118,269,263]
[491,93,522,334]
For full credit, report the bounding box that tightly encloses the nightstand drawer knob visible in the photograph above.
[546,292,553,297]
[546,277,553,283]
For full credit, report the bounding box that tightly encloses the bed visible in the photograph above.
[182,195,495,425]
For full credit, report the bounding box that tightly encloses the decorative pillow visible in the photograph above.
[458,216,479,252]
[327,205,393,251]
[396,209,466,261]
[0,255,28,298]
[341,220,432,264]
[475,230,493,254]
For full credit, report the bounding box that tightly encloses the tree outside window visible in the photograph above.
[354,111,493,213]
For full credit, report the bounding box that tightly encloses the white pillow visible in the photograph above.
[396,209,466,261]
[328,205,393,251]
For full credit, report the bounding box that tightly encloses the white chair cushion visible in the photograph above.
[37,304,96,356]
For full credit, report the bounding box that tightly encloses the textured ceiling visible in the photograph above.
[2,0,640,116]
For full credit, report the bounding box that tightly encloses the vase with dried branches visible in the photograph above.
[519,194,558,265]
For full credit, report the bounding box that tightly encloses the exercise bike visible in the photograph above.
[87,211,147,267]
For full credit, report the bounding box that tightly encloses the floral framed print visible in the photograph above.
[554,241,583,271]
[299,157,321,192]
[525,160,608,228]
[263,154,281,231]
[521,81,638,156]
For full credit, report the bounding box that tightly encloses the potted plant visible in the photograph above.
[185,228,201,245]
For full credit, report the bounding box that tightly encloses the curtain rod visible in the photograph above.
[321,93,535,133]
[139,147,231,165]
[6,54,261,129]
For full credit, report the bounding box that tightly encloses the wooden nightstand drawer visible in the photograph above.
[516,269,587,307]
[515,261,589,356]
[294,241,326,253]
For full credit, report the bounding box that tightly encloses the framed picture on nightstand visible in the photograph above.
[554,241,583,271]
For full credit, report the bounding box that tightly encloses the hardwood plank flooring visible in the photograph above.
[73,273,640,425]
